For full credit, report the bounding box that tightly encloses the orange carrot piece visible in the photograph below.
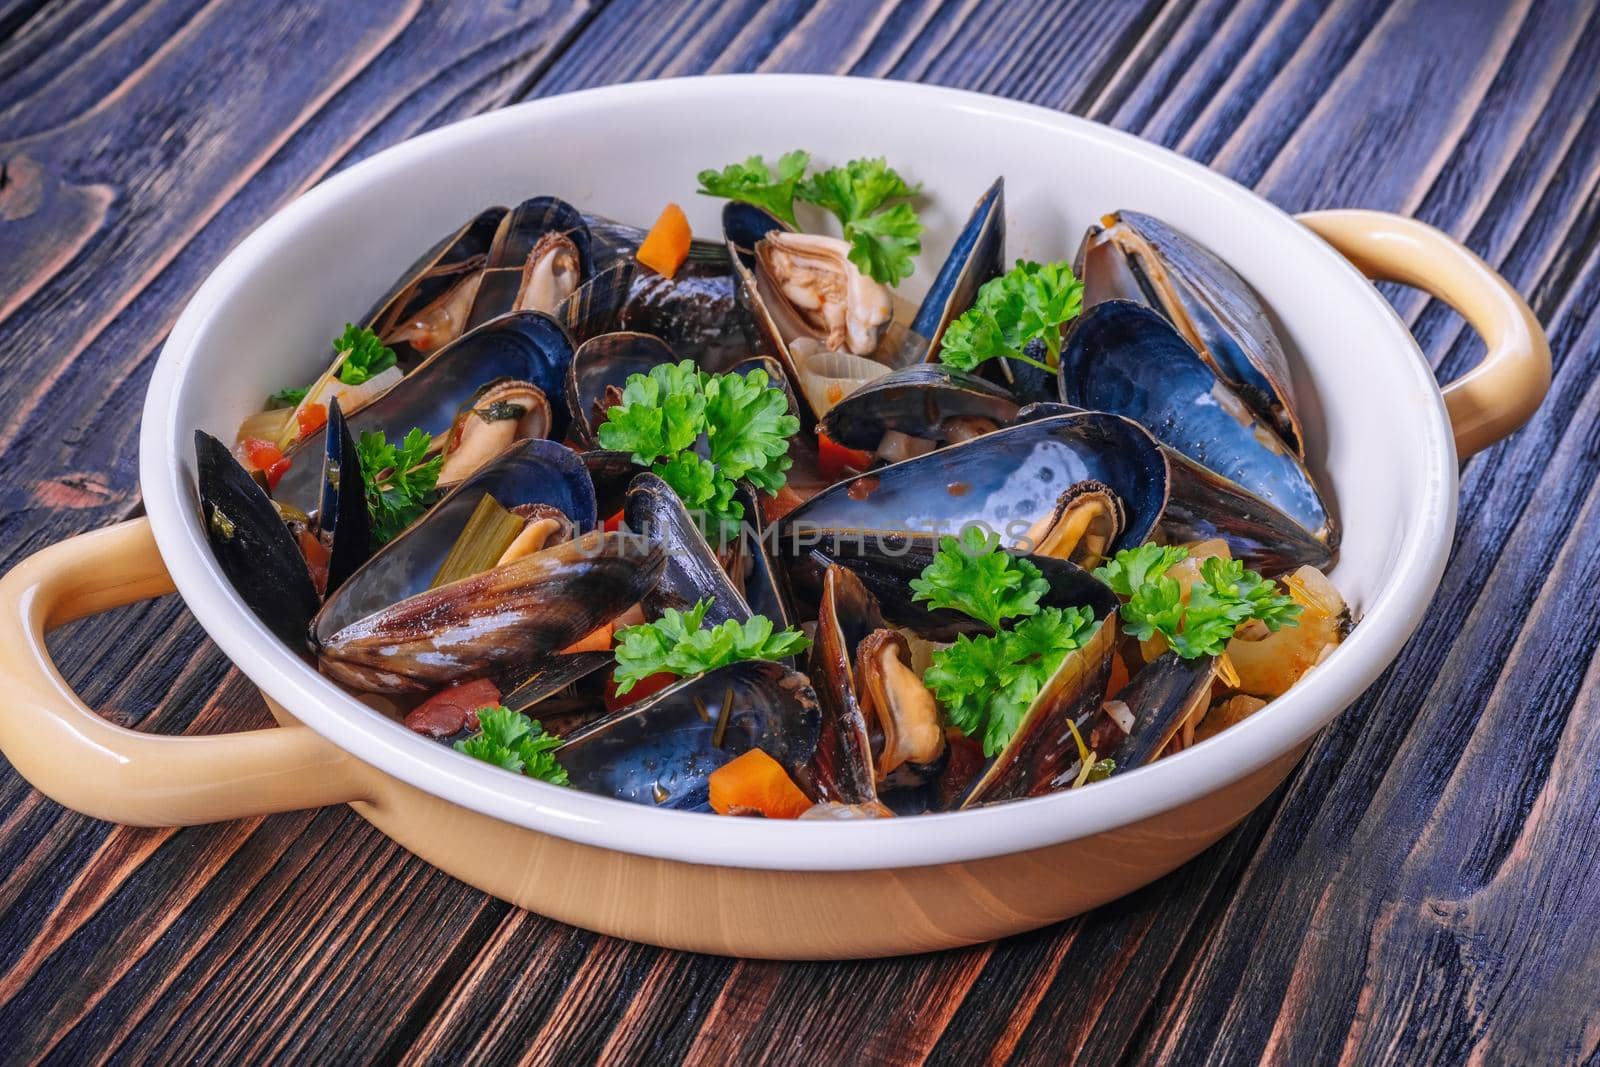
[1104,649,1130,701]
[558,622,614,655]
[636,203,692,278]
[708,749,812,819]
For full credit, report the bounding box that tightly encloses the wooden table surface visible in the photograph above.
[3,0,1598,1062]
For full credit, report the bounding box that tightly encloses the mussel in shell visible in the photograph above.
[1058,300,1334,548]
[275,312,576,511]
[565,331,678,448]
[623,472,752,625]
[1077,210,1301,452]
[365,207,506,371]
[465,196,592,330]
[820,363,1019,460]
[557,660,821,811]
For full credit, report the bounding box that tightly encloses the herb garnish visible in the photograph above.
[611,600,811,697]
[266,386,308,410]
[937,260,1084,374]
[455,706,568,785]
[357,427,443,546]
[1093,544,1301,659]
[333,323,397,386]
[696,151,924,285]
[910,529,1099,757]
[597,360,798,539]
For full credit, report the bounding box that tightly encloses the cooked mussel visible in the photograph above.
[366,207,506,371]
[275,312,575,511]
[196,430,321,649]
[557,660,821,811]
[623,472,752,624]
[1077,210,1301,452]
[1079,652,1217,776]
[465,197,592,330]
[820,363,1019,459]
[565,331,677,448]
[320,397,372,594]
[313,439,657,693]
[779,412,1166,572]
[1058,300,1334,547]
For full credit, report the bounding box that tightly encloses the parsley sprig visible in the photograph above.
[909,528,1101,757]
[696,151,924,285]
[1093,544,1301,659]
[597,361,798,540]
[611,601,811,697]
[357,427,443,546]
[455,706,568,785]
[334,324,398,386]
[938,260,1084,374]
[908,526,1049,631]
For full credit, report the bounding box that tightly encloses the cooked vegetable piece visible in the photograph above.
[430,493,526,589]
[406,678,503,739]
[635,202,693,278]
[708,748,812,818]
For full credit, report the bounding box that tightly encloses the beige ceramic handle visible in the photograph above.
[1297,209,1550,459]
[0,518,368,826]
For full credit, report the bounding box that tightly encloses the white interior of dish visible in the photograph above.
[141,77,1455,871]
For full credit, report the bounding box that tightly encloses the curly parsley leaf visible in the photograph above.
[597,360,797,540]
[840,201,923,287]
[924,607,1098,756]
[798,157,919,221]
[334,324,398,386]
[696,151,810,228]
[938,260,1084,374]
[455,705,568,785]
[1092,544,1301,659]
[612,601,811,696]
[909,526,1049,631]
[357,427,443,546]
[266,386,308,410]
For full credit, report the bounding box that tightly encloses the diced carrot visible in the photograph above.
[602,670,676,713]
[558,622,613,655]
[816,431,874,481]
[1104,649,1130,701]
[602,508,625,533]
[762,485,806,524]
[636,203,692,278]
[297,402,328,439]
[709,749,812,819]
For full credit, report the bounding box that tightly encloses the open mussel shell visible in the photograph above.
[364,207,506,371]
[319,398,372,595]
[722,201,791,265]
[728,484,793,631]
[1059,300,1333,545]
[312,439,629,692]
[557,660,821,812]
[195,430,319,649]
[1093,652,1217,772]
[465,196,593,330]
[624,473,751,625]
[912,177,1004,359]
[565,331,678,448]
[804,565,882,806]
[275,312,576,511]
[820,363,1019,454]
[1077,210,1301,452]
[779,412,1166,569]
[497,649,615,727]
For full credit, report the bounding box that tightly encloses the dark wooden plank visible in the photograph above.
[1,1,1598,1064]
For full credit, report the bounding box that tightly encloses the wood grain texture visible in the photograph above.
[2,0,1598,1063]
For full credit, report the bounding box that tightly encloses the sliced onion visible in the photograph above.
[330,365,403,415]
[790,340,892,418]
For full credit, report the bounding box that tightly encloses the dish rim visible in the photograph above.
[139,74,1457,872]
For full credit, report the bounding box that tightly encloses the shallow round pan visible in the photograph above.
[0,76,1550,958]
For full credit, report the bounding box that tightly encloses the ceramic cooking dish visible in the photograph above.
[0,76,1550,958]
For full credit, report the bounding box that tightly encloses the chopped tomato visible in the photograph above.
[762,485,806,524]
[635,202,692,278]
[603,670,676,713]
[602,508,625,533]
[816,431,873,481]
[296,402,328,439]
[295,528,331,596]
[264,457,292,492]
[708,749,812,819]
[241,437,284,471]
[403,677,503,739]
